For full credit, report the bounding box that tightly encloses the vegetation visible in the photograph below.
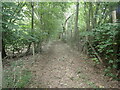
[1,1,120,88]
[1,2,69,58]
[64,2,120,80]
[3,59,31,88]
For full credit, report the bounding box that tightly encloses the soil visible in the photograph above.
[21,40,119,88]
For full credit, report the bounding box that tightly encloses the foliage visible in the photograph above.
[3,60,31,88]
[1,2,69,57]
[2,1,120,85]
[65,2,120,80]
[90,23,120,79]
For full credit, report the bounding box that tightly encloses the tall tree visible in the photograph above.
[74,1,79,48]
[0,2,2,89]
[31,2,35,56]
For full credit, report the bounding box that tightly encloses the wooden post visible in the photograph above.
[32,42,35,56]
[112,10,117,23]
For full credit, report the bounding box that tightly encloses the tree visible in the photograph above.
[1,2,25,58]
[1,2,69,58]
[31,2,35,56]
[0,2,2,89]
[74,2,79,49]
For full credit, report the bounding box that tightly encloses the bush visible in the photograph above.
[89,23,120,79]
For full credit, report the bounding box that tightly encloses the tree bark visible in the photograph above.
[2,39,6,58]
[25,42,32,55]
[74,2,79,49]
[31,2,35,56]
[84,2,90,54]
[74,2,79,38]
[0,2,2,89]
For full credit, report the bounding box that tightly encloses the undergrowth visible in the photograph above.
[3,59,31,88]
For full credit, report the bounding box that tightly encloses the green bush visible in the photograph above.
[90,23,120,79]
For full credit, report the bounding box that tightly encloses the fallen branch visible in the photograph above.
[87,40,103,63]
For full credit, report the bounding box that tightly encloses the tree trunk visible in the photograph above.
[0,53,1,86]
[35,42,42,53]
[31,2,35,56]
[84,2,90,54]
[94,3,100,27]
[0,2,2,88]
[25,42,31,55]
[74,2,79,49]
[2,40,6,58]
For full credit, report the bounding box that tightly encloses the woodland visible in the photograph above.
[0,1,120,88]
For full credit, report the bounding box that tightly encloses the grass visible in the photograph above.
[3,59,32,88]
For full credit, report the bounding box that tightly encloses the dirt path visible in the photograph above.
[25,41,119,88]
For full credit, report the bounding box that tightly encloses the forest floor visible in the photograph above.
[3,40,119,88]
[23,40,119,88]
